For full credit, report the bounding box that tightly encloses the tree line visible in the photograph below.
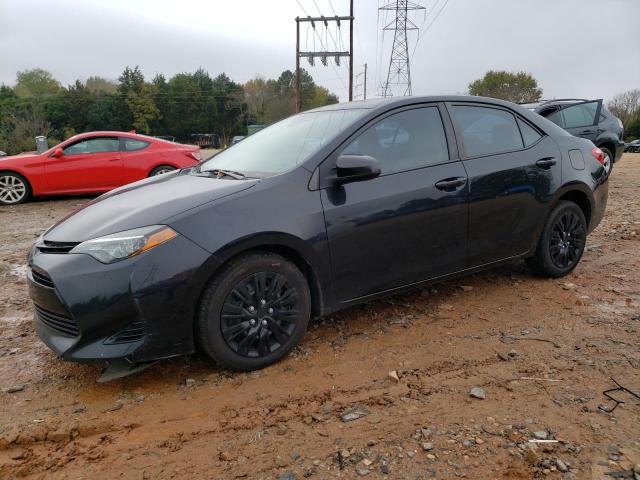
[0,67,338,155]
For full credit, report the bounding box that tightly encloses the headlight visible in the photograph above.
[70,225,178,263]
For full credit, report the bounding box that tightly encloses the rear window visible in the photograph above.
[123,138,150,151]
[561,102,598,128]
[517,118,542,147]
[451,106,524,157]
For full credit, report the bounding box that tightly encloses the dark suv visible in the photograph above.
[523,99,624,171]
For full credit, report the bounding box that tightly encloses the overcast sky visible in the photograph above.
[1,0,638,102]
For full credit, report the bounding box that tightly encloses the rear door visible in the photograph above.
[45,136,123,191]
[320,104,468,301]
[449,103,562,267]
[545,100,603,143]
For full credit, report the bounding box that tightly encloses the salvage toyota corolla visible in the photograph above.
[27,96,609,372]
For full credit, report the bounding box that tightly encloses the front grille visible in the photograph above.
[37,240,79,254]
[31,269,55,289]
[105,322,144,344]
[34,305,79,337]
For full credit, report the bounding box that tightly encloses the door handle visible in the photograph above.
[108,158,120,162]
[435,177,466,191]
[580,130,594,135]
[535,158,556,169]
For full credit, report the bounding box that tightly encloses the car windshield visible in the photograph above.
[200,109,366,177]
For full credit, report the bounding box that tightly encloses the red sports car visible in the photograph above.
[0,131,201,205]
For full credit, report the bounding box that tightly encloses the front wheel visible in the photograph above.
[0,172,31,205]
[196,252,311,371]
[526,201,587,278]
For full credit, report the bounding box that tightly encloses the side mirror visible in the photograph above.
[53,148,63,158]
[334,154,381,184]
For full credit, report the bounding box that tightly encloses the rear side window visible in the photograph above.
[517,118,542,147]
[341,107,449,175]
[123,138,150,151]
[63,137,119,155]
[451,106,523,157]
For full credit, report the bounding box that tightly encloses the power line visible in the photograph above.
[411,0,449,57]
[296,0,346,92]
[295,0,352,104]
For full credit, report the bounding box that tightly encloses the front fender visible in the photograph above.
[211,231,332,316]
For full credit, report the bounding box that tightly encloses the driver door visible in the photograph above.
[45,136,123,191]
[320,105,468,301]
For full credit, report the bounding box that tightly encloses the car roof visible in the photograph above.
[70,131,149,140]
[307,95,542,113]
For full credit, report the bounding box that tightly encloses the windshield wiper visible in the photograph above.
[198,169,247,180]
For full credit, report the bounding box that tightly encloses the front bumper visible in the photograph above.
[28,234,219,363]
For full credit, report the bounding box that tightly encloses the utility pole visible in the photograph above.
[296,18,301,113]
[354,63,368,100]
[363,62,367,100]
[348,0,354,102]
[295,2,354,112]
[380,0,424,97]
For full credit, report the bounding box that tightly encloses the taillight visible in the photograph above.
[591,147,605,165]
[184,151,200,161]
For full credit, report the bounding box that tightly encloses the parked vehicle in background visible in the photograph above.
[230,136,245,145]
[522,99,624,171]
[624,139,640,152]
[27,96,609,372]
[247,124,265,136]
[0,131,200,205]
[191,133,221,149]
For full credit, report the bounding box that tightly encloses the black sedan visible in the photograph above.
[27,96,609,372]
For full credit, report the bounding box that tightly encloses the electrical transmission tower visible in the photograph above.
[380,0,425,97]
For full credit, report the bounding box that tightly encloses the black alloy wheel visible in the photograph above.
[221,271,300,357]
[197,252,311,370]
[526,200,587,278]
[548,210,586,269]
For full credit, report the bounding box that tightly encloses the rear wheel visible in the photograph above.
[526,201,587,278]
[0,172,31,205]
[196,252,311,371]
[599,147,613,173]
[149,165,176,176]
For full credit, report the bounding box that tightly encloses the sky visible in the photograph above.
[0,0,638,103]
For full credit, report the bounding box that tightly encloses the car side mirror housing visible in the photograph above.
[334,154,381,184]
[53,147,63,158]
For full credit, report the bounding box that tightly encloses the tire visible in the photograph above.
[196,252,311,371]
[149,165,176,176]
[526,200,587,278]
[0,172,31,205]
[599,146,613,173]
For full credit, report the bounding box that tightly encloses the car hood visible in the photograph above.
[0,152,41,163]
[45,170,258,242]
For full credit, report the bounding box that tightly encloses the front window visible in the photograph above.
[63,137,119,155]
[200,109,366,177]
[340,107,450,174]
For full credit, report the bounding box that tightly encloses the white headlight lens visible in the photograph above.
[70,226,178,263]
